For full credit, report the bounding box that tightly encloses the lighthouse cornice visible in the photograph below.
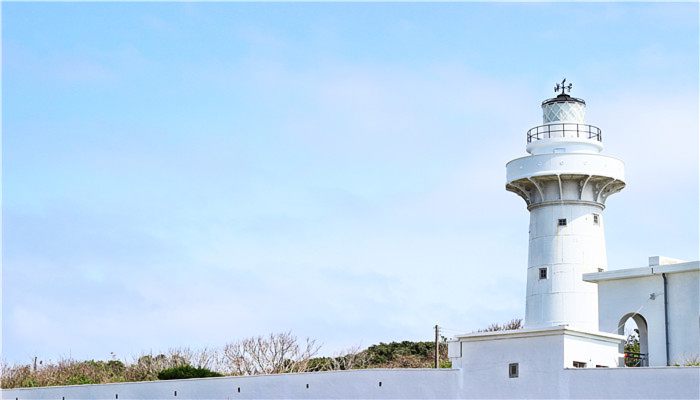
[526,199,605,212]
[506,153,625,183]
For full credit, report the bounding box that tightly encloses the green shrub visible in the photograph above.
[306,357,333,371]
[66,375,97,386]
[157,365,222,380]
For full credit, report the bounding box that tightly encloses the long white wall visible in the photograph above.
[2,369,461,400]
[5,366,699,399]
[562,367,700,399]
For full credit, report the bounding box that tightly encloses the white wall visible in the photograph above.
[454,333,564,399]
[562,333,621,368]
[2,369,461,400]
[561,367,700,399]
[666,270,700,365]
[5,364,699,399]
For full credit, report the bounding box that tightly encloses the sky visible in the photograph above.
[2,2,698,364]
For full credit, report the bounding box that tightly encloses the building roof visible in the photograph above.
[452,325,624,342]
[583,261,699,283]
[541,93,586,106]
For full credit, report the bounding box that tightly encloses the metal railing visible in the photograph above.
[624,352,648,367]
[526,123,602,143]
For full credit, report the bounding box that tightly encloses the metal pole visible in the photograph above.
[434,325,439,368]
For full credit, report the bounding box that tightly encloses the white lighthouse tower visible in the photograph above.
[506,81,626,331]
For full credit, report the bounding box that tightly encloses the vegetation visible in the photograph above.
[623,329,642,367]
[157,365,222,380]
[681,357,700,367]
[672,356,700,367]
[306,340,451,371]
[1,359,129,388]
[476,318,522,332]
[2,320,523,389]
[367,341,447,368]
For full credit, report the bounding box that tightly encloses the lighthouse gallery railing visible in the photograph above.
[527,123,602,143]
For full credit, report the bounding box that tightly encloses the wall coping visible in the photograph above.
[3,368,460,391]
[452,326,624,342]
[564,366,700,371]
[583,261,699,283]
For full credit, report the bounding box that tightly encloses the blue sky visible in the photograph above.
[2,2,698,363]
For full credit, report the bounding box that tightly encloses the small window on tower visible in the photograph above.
[573,361,587,368]
[593,214,599,224]
[558,218,567,226]
[539,268,548,280]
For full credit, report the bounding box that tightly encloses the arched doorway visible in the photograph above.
[618,313,648,367]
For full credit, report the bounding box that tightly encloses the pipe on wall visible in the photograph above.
[662,273,670,366]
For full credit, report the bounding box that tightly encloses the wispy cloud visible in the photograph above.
[2,2,697,362]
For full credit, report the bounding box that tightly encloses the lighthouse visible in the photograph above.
[506,81,626,331]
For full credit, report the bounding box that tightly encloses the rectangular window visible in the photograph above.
[508,363,519,378]
[593,214,599,224]
[573,361,587,368]
[539,267,548,280]
[558,218,567,226]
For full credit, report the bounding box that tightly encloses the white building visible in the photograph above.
[584,256,700,367]
[5,85,699,399]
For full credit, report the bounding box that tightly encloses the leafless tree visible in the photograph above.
[190,347,221,371]
[222,332,320,375]
[162,347,220,370]
[478,318,523,333]
[125,350,185,381]
[327,345,369,370]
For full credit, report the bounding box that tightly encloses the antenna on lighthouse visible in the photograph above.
[554,78,573,95]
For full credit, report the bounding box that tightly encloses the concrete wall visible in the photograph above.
[562,333,620,368]
[5,366,699,399]
[454,333,565,399]
[2,369,461,400]
[666,270,700,365]
[562,367,700,399]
